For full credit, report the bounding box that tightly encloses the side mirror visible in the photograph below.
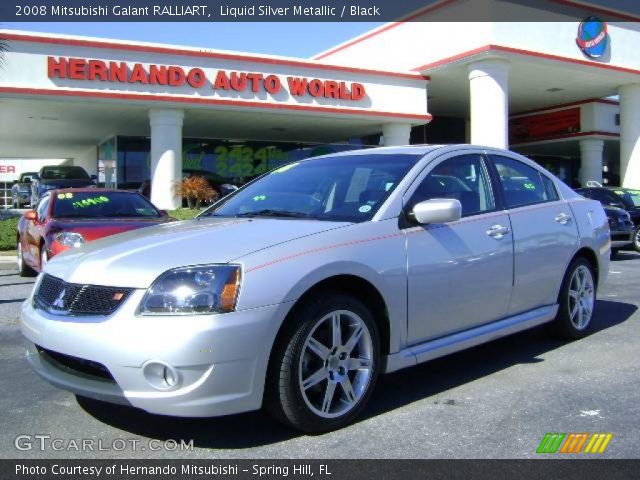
[24,211,38,222]
[159,209,168,216]
[411,198,461,225]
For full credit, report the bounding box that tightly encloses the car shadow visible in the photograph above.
[611,251,640,262]
[77,299,636,449]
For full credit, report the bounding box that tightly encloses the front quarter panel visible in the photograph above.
[235,219,408,355]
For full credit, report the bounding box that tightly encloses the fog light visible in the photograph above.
[142,361,180,390]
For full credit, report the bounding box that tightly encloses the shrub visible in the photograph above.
[0,217,19,251]
[174,176,217,209]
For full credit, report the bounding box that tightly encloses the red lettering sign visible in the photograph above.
[47,56,367,101]
[0,166,16,174]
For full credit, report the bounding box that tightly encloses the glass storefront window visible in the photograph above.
[115,136,372,192]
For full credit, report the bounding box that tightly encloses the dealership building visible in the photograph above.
[1,0,640,209]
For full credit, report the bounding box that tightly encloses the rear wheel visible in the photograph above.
[265,292,380,433]
[552,257,596,340]
[17,239,36,277]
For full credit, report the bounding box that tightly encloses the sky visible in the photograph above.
[2,22,385,58]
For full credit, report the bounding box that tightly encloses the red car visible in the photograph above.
[17,188,174,277]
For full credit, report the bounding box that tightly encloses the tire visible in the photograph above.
[17,239,36,277]
[611,248,620,259]
[633,227,640,253]
[551,257,596,340]
[265,291,380,433]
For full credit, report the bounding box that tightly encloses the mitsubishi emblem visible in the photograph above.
[52,289,66,309]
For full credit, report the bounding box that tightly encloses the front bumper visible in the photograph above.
[610,227,634,248]
[20,289,287,417]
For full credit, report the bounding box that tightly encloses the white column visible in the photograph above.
[619,84,640,188]
[382,123,411,146]
[468,59,509,149]
[149,109,184,210]
[579,139,604,187]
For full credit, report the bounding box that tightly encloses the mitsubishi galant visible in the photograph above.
[20,145,610,432]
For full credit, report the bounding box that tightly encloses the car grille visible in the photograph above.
[34,274,133,316]
[36,345,114,382]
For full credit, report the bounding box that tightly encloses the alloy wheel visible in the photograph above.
[298,310,373,419]
[634,228,640,251]
[568,265,595,330]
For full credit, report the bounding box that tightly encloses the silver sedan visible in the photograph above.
[20,145,609,432]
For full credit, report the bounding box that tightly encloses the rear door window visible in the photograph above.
[490,155,557,208]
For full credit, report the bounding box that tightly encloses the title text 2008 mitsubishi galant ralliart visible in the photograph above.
[20,145,609,432]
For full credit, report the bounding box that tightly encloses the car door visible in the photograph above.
[488,154,579,316]
[26,194,50,264]
[404,152,514,344]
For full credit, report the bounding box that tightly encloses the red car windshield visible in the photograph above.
[53,192,161,218]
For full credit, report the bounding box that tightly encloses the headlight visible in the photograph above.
[139,265,241,315]
[55,232,85,248]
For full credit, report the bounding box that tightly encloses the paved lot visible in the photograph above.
[0,253,638,459]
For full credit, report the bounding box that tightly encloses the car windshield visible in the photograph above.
[41,167,90,180]
[201,153,422,222]
[53,192,161,218]
[619,189,640,208]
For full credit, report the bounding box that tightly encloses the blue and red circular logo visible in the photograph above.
[576,16,608,58]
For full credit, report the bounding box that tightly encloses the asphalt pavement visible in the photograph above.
[0,252,638,459]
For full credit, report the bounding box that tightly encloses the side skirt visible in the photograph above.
[384,304,559,374]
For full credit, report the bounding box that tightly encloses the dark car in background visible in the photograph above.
[576,187,640,252]
[11,171,38,208]
[17,189,173,276]
[601,206,635,257]
[31,165,97,205]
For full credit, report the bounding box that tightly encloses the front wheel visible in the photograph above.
[552,258,596,340]
[265,292,380,433]
[633,227,640,253]
[17,240,36,277]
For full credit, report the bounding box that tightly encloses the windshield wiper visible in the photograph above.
[235,209,312,218]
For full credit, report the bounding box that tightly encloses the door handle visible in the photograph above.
[486,224,510,239]
[555,213,572,225]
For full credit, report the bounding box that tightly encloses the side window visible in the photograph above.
[408,154,495,217]
[542,175,559,201]
[36,196,50,221]
[491,155,555,208]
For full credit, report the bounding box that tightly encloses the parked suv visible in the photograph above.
[21,146,608,432]
[31,166,97,205]
[576,187,640,252]
[11,171,38,208]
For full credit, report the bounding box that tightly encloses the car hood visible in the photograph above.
[48,217,172,241]
[44,217,351,288]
